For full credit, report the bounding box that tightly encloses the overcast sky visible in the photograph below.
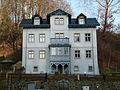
[67,0,120,25]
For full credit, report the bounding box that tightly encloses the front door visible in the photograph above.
[58,64,63,74]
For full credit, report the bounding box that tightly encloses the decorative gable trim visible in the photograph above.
[47,9,71,24]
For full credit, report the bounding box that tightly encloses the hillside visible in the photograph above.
[97,30,120,73]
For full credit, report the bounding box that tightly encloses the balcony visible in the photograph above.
[50,38,70,47]
[50,55,70,62]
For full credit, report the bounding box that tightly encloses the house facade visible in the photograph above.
[20,9,100,75]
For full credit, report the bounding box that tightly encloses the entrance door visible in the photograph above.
[58,64,63,74]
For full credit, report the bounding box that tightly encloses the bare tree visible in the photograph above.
[0,0,72,58]
[96,0,120,32]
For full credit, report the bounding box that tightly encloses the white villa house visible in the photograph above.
[19,9,100,75]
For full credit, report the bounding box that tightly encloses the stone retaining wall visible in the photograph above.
[0,74,120,90]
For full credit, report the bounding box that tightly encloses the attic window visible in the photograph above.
[34,17,40,25]
[79,18,85,24]
[55,17,64,25]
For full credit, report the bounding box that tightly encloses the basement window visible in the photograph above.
[74,66,79,72]
[33,66,38,72]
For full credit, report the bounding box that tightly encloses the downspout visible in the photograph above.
[91,28,95,75]
[25,30,27,73]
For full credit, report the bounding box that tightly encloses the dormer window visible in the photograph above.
[77,13,86,24]
[79,17,85,24]
[34,17,40,25]
[55,17,64,25]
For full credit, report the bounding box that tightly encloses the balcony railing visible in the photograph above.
[50,38,69,45]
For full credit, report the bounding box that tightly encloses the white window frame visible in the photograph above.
[55,18,59,25]
[74,33,80,42]
[59,18,64,24]
[51,48,57,55]
[79,18,85,24]
[55,17,64,25]
[28,34,35,43]
[85,33,91,42]
[34,17,40,25]
[28,50,34,59]
[55,33,64,38]
[39,34,45,43]
[39,50,45,59]
[75,50,80,58]
[86,50,91,58]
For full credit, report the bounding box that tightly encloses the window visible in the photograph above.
[39,50,45,59]
[57,48,62,55]
[74,66,79,72]
[34,17,40,25]
[75,50,80,58]
[79,18,85,24]
[85,33,91,42]
[64,47,69,55]
[28,50,34,59]
[51,47,69,55]
[74,33,80,42]
[51,48,56,55]
[59,18,64,24]
[55,33,64,38]
[55,18,59,24]
[28,34,35,43]
[55,17,64,25]
[33,66,38,72]
[39,34,45,42]
[88,66,93,72]
[86,50,91,58]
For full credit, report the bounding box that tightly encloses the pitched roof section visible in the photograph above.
[47,9,71,17]
[69,18,100,28]
[19,9,99,29]
[19,19,50,29]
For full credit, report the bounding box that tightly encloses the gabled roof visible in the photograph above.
[76,13,87,24]
[47,9,71,17]
[32,14,42,18]
[77,13,86,19]
[47,9,71,24]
